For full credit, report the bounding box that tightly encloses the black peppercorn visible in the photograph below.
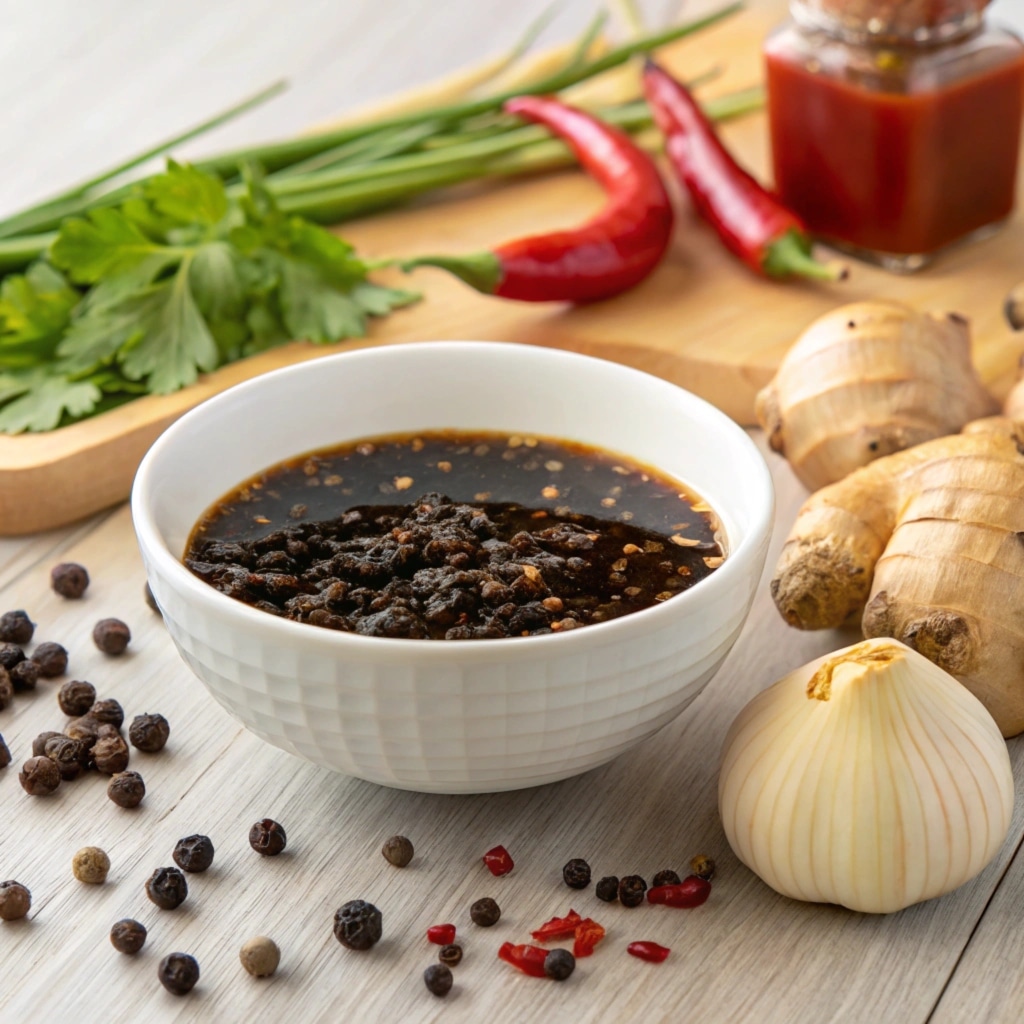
[690,853,716,881]
[158,952,200,995]
[92,732,130,774]
[470,897,501,927]
[544,948,576,981]
[423,963,453,997]
[31,641,68,678]
[110,918,147,954]
[44,735,87,780]
[439,944,463,967]
[618,875,648,908]
[51,562,90,599]
[10,659,39,692]
[93,618,131,656]
[31,731,62,757]
[595,875,619,902]
[58,680,96,717]
[0,733,10,769]
[19,755,60,796]
[333,900,383,950]
[381,834,414,867]
[249,818,287,856]
[173,834,215,873]
[0,610,34,645]
[562,857,591,889]
[0,880,31,920]
[0,643,24,671]
[128,713,170,753]
[652,869,682,889]
[108,771,146,808]
[146,866,188,910]
[89,698,125,728]
[0,669,12,710]
[65,716,100,745]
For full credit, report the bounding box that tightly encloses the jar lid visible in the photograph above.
[793,0,988,40]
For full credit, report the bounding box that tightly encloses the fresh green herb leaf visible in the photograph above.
[0,372,101,433]
[190,241,245,322]
[145,160,229,227]
[0,263,79,366]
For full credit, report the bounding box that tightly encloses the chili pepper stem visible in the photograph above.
[762,229,848,282]
[401,252,504,294]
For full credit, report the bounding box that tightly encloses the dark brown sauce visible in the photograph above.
[185,431,724,640]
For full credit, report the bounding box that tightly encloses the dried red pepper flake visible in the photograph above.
[572,918,606,958]
[628,940,671,963]
[530,909,583,942]
[483,844,515,876]
[427,923,457,945]
[498,941,549,978]
[646,875,711,908]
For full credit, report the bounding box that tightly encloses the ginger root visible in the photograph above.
[771,420,1024,736]
[755,301,997,491]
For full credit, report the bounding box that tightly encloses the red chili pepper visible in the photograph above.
[572,917,606,958]
[426,923,456,945]
[530,909,583,942]
[627,940,671,963]
[647,875,711,908]
[498,941,549,978]
[642,61,844,282]
[403,96,674,303]
[482,844,515,876]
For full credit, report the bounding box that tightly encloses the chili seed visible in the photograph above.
[10,659,39,692]
[110,919,147,954]
[0,643,24,670]
[128,713,170,753]
[173,834,215,873]
[0,610,34,645]
[0,733,10,769]
[595,876,620,902]
[31,731,62,757]
[32,642,68,678]
[93,618,131,656]
[72,846,110,884]
[439,944,463,967]
[44,735,87,780]
[249,818,287,856]
[108,771,146,808]
[381,834,414,867]
[482,844,514,876]
[690,853,716,881]
[423,963,453,997]
[89,698,124,728]
[427,923,456,945]
[0,670,12,710]
[627,940,671,963]
[544,948,576,981]
[470,897,501,927]
[58,680,96,717]
[92,732,130,774]
[51,563,90,599]
[146,866,188,909]
[619,875,648,908]
[562,857,591,889]
[239,935,280,977]
[652,869,682,889]
[19,756,60,796]
[0,880,31,920]
[158,952,200,995]
[333,900,383,950]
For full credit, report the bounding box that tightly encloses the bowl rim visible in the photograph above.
[132,340,774,657]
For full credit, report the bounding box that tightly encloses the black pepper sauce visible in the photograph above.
[184,431,724,640]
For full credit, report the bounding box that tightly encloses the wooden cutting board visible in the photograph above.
[3,3,1023,535]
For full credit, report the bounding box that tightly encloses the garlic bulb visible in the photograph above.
[718,639,1013,914]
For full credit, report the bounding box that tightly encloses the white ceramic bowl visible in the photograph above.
[132,342,773,793]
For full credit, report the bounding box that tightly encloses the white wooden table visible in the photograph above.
[3,2,1024,1021]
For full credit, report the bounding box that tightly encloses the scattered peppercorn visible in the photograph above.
[562,858,592,889]
[619,875,648,908]
[439,944,463,967]
[334,900,383,950]
[146,866,188,909]
[58,680,96,717]
[89,698,124,728]
[10,659,39,692]
[110,919,147,954]
[544,948,576,981]
[31,641,68,678]
[652,869,682,888]
[0,669,12,710]
[470,896,501,927]
[108,771,146,808]
[690,853,716,881]
[596,876,620,902]
[0,733,10,769]
[423,963,453,997]
[72,846,110,884]
[239,935,280,977]
[0,643,24,670]
[381,834,414,867]
[249,818,287,856]
[92,732,130,774]
[19,755,60,796]
[44,735,87,780]
[0,610,34,645]
[0,880,31,920]
[93,618,130,656]
[128,713,170,753]
[173,834,215,873]
[31,731,62,757]
[158,952,200,995]
[51,563,90,599]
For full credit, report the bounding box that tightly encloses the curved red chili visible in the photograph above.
[498,941,549,977]
[647,875,711,908]
[642,60,844,282]
[403,96,674,302]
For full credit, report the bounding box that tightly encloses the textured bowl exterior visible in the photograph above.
[133,342,773,793]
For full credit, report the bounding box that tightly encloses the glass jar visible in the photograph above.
[764,0,1024,271]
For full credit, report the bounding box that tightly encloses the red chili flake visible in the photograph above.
[498,941,549,978]
[530,909,583,942]
[572,918,606,958]
[647,875,711,908]
[628,940,671,963]
[483,844,515,876]
[427,923,457,945]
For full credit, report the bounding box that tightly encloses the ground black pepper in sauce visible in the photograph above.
[184,431,724,640]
